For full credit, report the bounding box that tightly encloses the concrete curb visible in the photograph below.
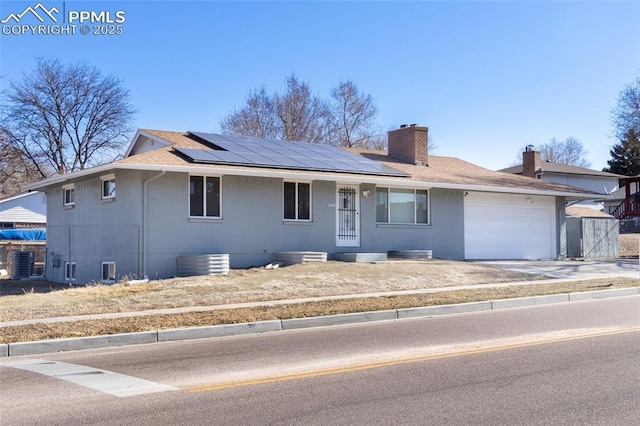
[568,287,640,301]
[397,301,492,319]
[281,310,397,330]
[3,287,639,357]
[157,321,282,342]
[491,294,570,310]
[8,331,157,357]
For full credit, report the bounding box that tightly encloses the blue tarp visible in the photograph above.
[0,229,46,241]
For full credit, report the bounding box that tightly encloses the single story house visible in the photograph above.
[0,192,47,277]
[499,147,623,211]
[25,124,601,284]
[0,191,46,229]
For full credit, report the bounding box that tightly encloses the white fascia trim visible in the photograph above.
[123,129,173,157]
[23,162,605,200]
[0,191,38,203]
[451,184,609,200]
[22,164,117,191]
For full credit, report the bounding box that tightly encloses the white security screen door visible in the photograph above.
[336,185,360,247]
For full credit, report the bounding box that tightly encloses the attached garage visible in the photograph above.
[464,192,557,260]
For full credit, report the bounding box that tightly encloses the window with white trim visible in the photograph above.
[376,187,429,224]
[64,262,76,281]
[284,181,311,220]
[63,185,75,207]
[101,261,116,283]
[101,175,116,199]
[189,175,221,218]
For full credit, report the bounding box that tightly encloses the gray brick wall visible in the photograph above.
[45,170,143,283]
[44,170,466,283]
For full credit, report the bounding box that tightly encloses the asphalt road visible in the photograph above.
[1,296,639,425]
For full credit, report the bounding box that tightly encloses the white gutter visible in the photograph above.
[142,169,166,278]
[23,162,606,200]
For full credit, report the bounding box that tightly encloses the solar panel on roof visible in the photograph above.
[177,132,410,177]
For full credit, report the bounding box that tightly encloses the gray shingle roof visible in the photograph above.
[499,161,624,178]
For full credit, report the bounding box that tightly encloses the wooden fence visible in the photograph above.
[567,217,619,258]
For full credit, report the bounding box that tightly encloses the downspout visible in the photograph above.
[142,170,166,278]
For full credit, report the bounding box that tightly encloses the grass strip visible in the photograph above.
[1,278,637,344]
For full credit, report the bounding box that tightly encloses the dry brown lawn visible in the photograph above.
[1,259,639,344]
[620,233,639,258]
[0,260,544,322]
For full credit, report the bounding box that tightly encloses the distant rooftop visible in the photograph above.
[499,161,623,178]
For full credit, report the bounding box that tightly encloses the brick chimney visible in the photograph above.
[522,145,541,178]
[387,124,429,166]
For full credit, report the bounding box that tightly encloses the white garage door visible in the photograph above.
[464,192,556,260]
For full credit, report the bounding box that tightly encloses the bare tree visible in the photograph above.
[611,74,640,140]
[327,80,380,148]
[275,75,327,143]
[539,137,591,167]
[220,75,328,143]
[0,134,48,196]
[513,137,591,168]
[0,57,135,178]
[219,86,277,138]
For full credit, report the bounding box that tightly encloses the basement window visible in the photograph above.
[101,261,116,283]
[64,262,77,281]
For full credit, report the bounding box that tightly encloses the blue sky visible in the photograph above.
[1,1,639,171]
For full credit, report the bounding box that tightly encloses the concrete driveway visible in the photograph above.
[476,259,640,280]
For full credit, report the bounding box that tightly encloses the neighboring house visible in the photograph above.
[598,176,640,233]
[0,191,46,229]
[25,125,601,284]
[0,192,47,277]
[604,176,640,219]
[600,186,629,217]
[499,147,623,210]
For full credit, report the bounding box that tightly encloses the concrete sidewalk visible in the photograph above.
[2,259,639,357]
[478,259,640,280]
[0,275,628,328]
[2,283,639,357]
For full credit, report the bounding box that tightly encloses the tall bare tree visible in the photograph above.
[611,74,640,140]
[327,80,381,148]
[0,134,47,196]
[1,57,135,178]
[221,75,328,143]
[219,86,277,138]
[539,137,591,167]
[275,75,327,143]
[513,137,591,168]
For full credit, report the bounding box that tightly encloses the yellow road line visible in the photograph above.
[186,326,640,393]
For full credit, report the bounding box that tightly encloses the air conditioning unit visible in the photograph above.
[11,251,34,279]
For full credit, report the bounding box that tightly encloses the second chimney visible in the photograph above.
[522,146,541,178]
[387,124,429,166]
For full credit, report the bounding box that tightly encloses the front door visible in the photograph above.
[336,185,360,247]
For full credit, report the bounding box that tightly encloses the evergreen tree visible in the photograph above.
[604,129,640,176]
